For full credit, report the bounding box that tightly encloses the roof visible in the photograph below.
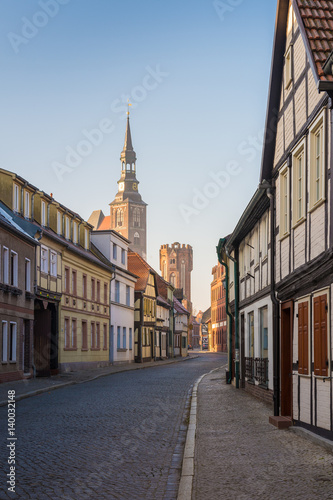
[127,251,157,292]
[174,297,190,316]
[201,307,211,323]
[155,273,174,301]
[0,202,39,245]
[87,210,105,230]
[98,216,112,230]
[157,295,171,308]
[294,0,333,83]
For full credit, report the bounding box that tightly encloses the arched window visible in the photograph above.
[134,232,140,245]
[181,260,185,290]
[133,208,140,228]
[116,209,123,227]
[170,273,176,287]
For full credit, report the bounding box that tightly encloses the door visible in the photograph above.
[240,314,245,388]
[34,306,52,377]
[281,301,293,416]
[23,320,30,374]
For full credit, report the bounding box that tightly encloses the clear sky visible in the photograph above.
[0,0,277,313]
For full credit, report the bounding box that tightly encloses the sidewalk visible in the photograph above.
[0,354,198,407]
[191,367,333,500]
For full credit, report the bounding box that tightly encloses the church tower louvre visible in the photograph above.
[89,112,147,260]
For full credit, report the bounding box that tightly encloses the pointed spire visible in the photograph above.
[123,115,133,152]
[120,107,136,166]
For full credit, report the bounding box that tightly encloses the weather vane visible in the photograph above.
[127,99,132,116]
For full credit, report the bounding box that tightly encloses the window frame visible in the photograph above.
[279,164,290,239]
[9,322,17,362]
[313,293,328,377]
[24,190,30,219]
[298,300,309,375]
[50,251,57,277]
[25,258,31,292]
[292,139,306,227]
[13,184,20,212]
[3,247,9,284]
[10,251,18,287]
[309,111,325,210]
[2,321,8,362]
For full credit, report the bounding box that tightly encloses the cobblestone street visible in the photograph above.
[193,368,333,500]
[0,353,225,500]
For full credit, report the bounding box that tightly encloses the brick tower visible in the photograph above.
[159,243,193,312]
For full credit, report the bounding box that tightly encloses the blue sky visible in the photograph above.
[0,0,277,312]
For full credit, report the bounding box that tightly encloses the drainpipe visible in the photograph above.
[109,265,116,365]
[225,247,240,389]
[266,186,280,417]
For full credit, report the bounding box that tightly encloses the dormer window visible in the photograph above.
[41,201,46,226]
[65,217,70,240]
[13,184,19,212]
[24,191,30,218]
[73,222,77,244]
[84,228,89,250]
[57,211,62,235]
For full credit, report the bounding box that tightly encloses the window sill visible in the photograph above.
[91,348,101,351]
[297,372,311,377]
[308,198,325,214]
[279,232,290,243]
[64,348,77,351]
[81,348,89,352]
[103,348,108,351]
[117,348,127,352]
[292,217,306,230]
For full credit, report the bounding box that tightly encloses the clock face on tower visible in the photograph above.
[132,183,138,191]
[119,182,124,191]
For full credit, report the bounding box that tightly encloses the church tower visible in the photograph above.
[109,113,147,259]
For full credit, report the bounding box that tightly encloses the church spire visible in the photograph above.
[120,113,136,168]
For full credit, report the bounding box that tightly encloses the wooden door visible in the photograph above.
[34,308,51,377]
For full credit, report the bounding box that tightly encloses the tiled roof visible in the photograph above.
[174,297,190,316]
[202,307,211,323]
[127,252,154,292]
[98,215,112,230]
[295,0,333,81]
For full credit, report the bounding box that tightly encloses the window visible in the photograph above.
[129,328,132,350]
[126,285,130,306]
[25,259,31,292]
[313,295,328,377]
[115,281,120,303]
[116,209,123,227]
[2,321,8,362]
[72,270,77,296]
[104,283,108,304]
[103,324,107,350]
[134,232,140,245]
[57,211,62,235]
[133,208,140,227]
[50,251,57,277]
[83,274,87,299]
[64,318,70,349]
[24,191,30,218]
[117,326,121,349]
[41,201,46,226]
[170,273,176,287]
[10,251,18,286]
[96,281,100,302]
[279,166,290,237]
[123,327,126,349]
[293,141,306,225]
[9,323,16,361]
[65,268,70,294]
[113,244,117,260]
[259,307,268,359]
[3,247,9,284]
[91,322,96,348]
[73,222,78,244]
[261,217,268,257]
[71,319,77,349]
[82,321,88,350]
[121,248,126,265]
[310,114,325,209]
[285,45,292,88]
[254,227,259,265]
[91,278,95,301]
[13,184,19,212]
[298,302,309,375]
[65,217,70,240]
[248,312,254,358]
[41,246,48,274]
[96,323,100,349]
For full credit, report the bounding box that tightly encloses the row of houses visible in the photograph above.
[217,0,333,441]
[0,168,190,383]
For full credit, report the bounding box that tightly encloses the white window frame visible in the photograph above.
[279,165,290,238]
[41,246,49,274]
[115,281,120,303]
[84,229,89,250]
[121,248,126,265]
[13,184,19,212]
[25,258,31,292]
[2,321,8,362]
[10,251,18,287]
[50,251,57,277]
[126,285,130,306]
[73,222,77,244]
[309,111,325,210]
[292,139,306,226]
[113,244,117,261]
[65,217,70,240]
[41,201,46,226]
[24,190,30,218]
[3,247,9,284]
[9,322,17,362]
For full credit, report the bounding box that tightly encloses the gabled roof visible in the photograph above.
[0,202,39,245]
[260,0,333,183]
[98,216,112,230]
[88,210,105,230]
[127,251,158,292]
[174,297,190,316]
[294,0,333,84]
[202,307,211,324]
[156,273,174,301]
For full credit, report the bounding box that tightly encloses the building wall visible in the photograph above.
[211,263,227,352]
[159,243,193,310]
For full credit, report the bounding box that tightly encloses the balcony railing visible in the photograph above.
[245,357,268,385]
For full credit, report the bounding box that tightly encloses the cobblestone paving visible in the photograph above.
[193,368,333,500]
[0,353,226,500]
